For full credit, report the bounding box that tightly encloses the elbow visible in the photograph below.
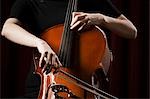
[125,23,137,39]
[1,23,8,37]
[1,31,5,36]
[129,21,138,39]
[131,26,137,39]
[1,18,18,37]
[120,27,137,39]
[1,23,11,37]
[1,19,11,37]
[126,22,138,39]
[122,27,137,39]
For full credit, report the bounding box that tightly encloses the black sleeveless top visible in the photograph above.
[10,0,121,35]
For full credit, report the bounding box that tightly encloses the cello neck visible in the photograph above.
[58,0,78,67]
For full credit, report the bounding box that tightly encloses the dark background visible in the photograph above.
[0,0,149,98]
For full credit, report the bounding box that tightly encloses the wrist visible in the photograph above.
[101,15,109,26]
[34,38,45,47]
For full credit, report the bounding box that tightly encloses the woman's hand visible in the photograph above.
[35,39,62,69]
[70,12,105,31]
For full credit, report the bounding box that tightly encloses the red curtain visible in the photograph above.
[1,0,149,98]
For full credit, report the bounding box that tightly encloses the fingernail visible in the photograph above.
[70,26,73,29]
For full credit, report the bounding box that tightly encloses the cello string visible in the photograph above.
[59,0,71,59]
[59,0,72,65]
[65,0,78,66]
[63,0,74,66]
[65,0,75,66]
[61,0,76,66]
[63,0,73,66]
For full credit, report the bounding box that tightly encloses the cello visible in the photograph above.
[33,0,118,98]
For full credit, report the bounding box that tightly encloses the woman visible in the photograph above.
[1,0,137,98]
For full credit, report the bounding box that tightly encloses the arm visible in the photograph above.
[70,12,137,74]
[102,14,137,39]
[2,18,39,47]
[70,12,137,39]
[1,18,61,67]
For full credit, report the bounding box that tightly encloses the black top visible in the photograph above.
[10,0,121,36]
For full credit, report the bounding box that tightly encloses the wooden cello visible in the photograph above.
[33,0,118,98]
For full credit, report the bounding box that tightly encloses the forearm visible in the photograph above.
[1,18,61,67]
[71,12,137,39]
[102,14,137,39]
[1,18,42,47]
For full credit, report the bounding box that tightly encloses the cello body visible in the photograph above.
[34,24,107,98]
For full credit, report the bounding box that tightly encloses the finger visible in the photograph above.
[42,63,52,75]
[70,21,82,30]
[42,55,51,73]
[72,12,81,20]
[77,22,87,31]
[48,53,53,65]
[45,53,50,65]
[52,54,61,68]
[52,54,56,66]
[71,14,87,26]
[70,17,88,30]
[72,12,84,18]
[39,53,45,67]
[55,56,62,67]
[71,14,86,26]
[78,17,90,31]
